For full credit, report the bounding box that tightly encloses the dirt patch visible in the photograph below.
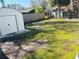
[63,41,74,52]
[0,40,48,59]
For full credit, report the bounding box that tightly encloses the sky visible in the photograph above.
[5,0,32,8]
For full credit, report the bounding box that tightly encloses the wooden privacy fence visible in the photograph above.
[22,13,45,23]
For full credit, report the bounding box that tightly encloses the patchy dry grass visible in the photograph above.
[24,19,79,59]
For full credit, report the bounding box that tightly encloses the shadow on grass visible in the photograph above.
[1,23,78,45]
[0,28,42,45]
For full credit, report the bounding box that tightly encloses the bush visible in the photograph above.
[35,7,44,13]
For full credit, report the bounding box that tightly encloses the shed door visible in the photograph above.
[0,16,18,35]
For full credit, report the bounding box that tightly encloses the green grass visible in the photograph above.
[23,19,79,59]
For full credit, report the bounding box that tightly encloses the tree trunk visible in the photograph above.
[58,5,61,18]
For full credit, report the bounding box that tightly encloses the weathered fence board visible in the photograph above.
[22,13,45,23]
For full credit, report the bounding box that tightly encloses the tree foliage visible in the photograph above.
[35,7,44,13]
[31,0,56,12]
[51,0,56,7]
[56,0,70,6]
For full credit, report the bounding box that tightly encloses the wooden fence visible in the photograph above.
[22,13,45,23]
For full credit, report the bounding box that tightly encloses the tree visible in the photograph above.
[56,0,70,18]
[0,0,5,7]
[31,0,39,8]
[40,0,56,16]
[31,0,56,16]
[7,4,26,10]
[31,0,44,13]
[51,0,56,7]
[35,7,44,13]
[73,0,79,17]
[56,0,70,6]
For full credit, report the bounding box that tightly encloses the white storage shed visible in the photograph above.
[0,8,25,36]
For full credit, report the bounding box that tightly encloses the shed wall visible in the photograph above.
[0,8,25,35]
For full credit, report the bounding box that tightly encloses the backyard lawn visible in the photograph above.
[23,19,79,59]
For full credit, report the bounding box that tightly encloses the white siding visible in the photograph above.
[0,8,25,35]
[0,16,18,35]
